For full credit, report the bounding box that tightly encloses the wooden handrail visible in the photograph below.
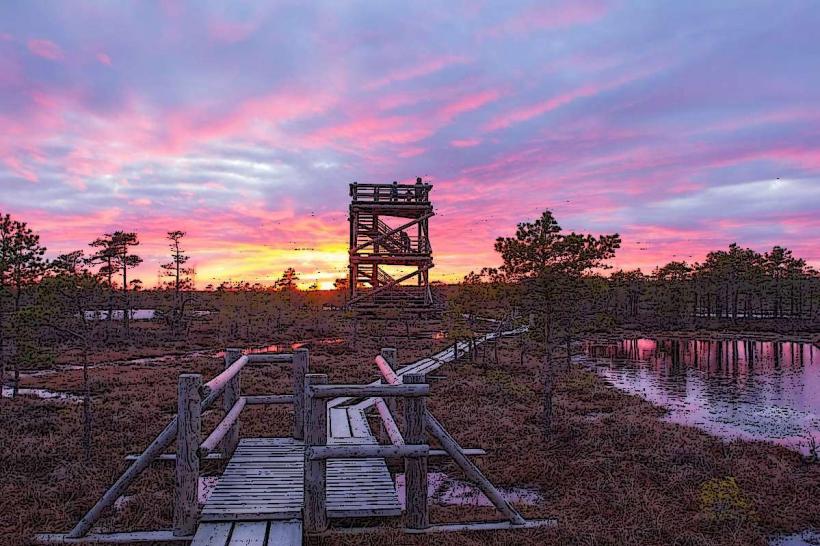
[247,353,294,363]
[244,394,294,405]
[201,355,248,400]
[308,383,429,398]
[67,349,303,539]
[199,397,247,455]
[307,444,428,460]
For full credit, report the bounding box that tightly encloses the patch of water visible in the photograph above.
[769,529,820,545]
[83,309,211,321]
[581,338,820,455]
[1,386,81,402]
[394,471,542,508]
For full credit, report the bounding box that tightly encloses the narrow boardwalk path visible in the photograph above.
[194,326,524,546]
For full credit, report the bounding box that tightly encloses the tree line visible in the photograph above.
[448,209,819,438]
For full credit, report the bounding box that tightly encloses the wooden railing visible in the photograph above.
[371,350,527,528]
[350,182,431,204]
[302,373,431,533]
[65,348,310,539]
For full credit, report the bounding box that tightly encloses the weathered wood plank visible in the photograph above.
[191,522,232,546]
[227,521,267,546]
[265,521,301,546]
[329,408,351,438]
[36,531,192,544]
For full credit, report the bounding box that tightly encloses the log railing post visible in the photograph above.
[222,348,242,458]
[174,374,201,536]
[303,373,328,533]
[293,348,309,440]
[380,348,398,415]
[403,373,429,529]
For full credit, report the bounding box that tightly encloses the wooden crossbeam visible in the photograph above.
[352,212,434,253]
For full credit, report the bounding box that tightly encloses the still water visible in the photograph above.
[581,338,820,454]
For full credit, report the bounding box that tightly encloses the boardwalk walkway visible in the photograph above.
[192,328,522,546]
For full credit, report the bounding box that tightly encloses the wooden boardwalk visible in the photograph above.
[193,330,521,546]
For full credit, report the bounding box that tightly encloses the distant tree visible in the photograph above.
[160,230,194,329]
[0,213,48,397]
[108,231,142,333]
[87,234,120,323]
[276,268,300,291]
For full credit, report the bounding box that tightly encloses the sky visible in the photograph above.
[1,0,819,289]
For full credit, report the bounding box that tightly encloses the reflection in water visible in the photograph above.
[581,338,820,454]
[1,386,81,402]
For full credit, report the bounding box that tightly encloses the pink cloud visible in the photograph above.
[27,39,64,61]
[451,138,481,148]
[438,89,501,120]
[365,55,469,90]
[2,155,38,182]
[483,83,603,131]
[96,52,112,65]
[487,0,610,36]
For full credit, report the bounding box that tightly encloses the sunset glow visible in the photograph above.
[1,1,819,287]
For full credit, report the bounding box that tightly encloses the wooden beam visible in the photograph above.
[309,383,428,399]
[243,394,294,405]
[374,355,400,385]
[307,444,428,460]
[124,453,222,462]
[405,519,558,534]
[303,373,328,534]
[403,374,429,530]
[246,353,294,363]
[35,531,193,544]
[221,349,241,458]
[346,266,432,306]
[374,398,404,446]
[200,355,248,402]
[429,448,485,457]
[352,212,434,252]
[425,412,526,526]
[173,374,201,536]
[292,348,309,440]
[199,397,246,456]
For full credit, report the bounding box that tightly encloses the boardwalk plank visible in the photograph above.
[228,521,267,546]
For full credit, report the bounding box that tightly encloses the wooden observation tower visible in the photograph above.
[347,178,434,310]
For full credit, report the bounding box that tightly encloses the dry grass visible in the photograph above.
[1,315,818,546]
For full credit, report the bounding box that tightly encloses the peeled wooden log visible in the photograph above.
[404,374,429,529]
[374,398,404,446]
[292,349,309,440]
[247,353,294,363]
[221,349,242,458]
[303,373,328,533]
[199,397,246,456]
[244,394,294,405]
[200,355,248,401]
[309,383,428,399]
[307,444,427,460]
[173,374,201,536]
